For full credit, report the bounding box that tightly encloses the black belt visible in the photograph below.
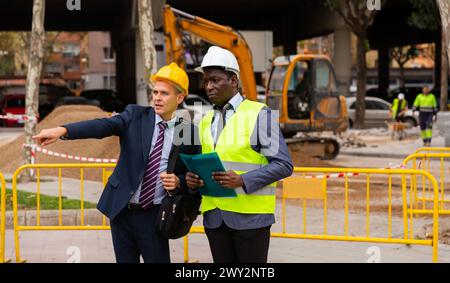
[127,203,144,210]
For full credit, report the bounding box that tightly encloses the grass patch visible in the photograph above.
[4,188,97,210]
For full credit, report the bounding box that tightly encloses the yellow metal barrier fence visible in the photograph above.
[403,152,450,214]
[0,172,6,263]
[12,164,115,263]
[414,147,450,155]
[184,167,440,263]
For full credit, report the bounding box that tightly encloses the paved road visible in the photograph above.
[4,203,450,263]
[4,228,450,263]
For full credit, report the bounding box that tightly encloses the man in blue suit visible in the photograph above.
[32,63,200,263]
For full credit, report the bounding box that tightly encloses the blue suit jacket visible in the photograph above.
[63,104,201,221]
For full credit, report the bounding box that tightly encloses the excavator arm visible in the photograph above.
[163,5,257,101]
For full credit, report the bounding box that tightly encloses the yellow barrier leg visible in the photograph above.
[344,175,349,237]
[401,175,408,240]
[0,173,5,263]
[433,170,440,263]
[388,174,392,239]
[12,172,25,263]
[366,175,370,238]
[36,169,40,226]
[58,168,62,226]
[323,178,327,235]
[282,197,286,234]
[184,235,189,263]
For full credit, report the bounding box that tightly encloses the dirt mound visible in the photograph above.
[0,105,120,181]
[288,143,336,168]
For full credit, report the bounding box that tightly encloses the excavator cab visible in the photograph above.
[266,55,348,137]
[163,5,347,159]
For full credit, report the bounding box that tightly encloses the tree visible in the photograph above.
[326,0,386,128]
[409,0,447,111]
[21,0,46,181]
[436,0,450,111]
[137,0,157,104]
[0,31,61,76]
[391,45,419,88]
[408,0,440,30]
[409,0,446,111]
[0,33,18,75]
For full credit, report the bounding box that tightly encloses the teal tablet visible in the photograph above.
[180,152,237,197]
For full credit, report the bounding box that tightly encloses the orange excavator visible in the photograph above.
[163,5,348,159]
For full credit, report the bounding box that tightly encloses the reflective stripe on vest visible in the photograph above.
[414,94,437,112]
[199,99,276,214]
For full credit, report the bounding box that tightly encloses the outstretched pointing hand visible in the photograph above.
[32,126,68,146]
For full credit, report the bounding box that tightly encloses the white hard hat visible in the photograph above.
[398,93,405,100]
[195,46,240,77]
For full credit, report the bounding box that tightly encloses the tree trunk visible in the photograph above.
[354,36,367,129]
[20,0,46,182]
[399,64,405,88]
[441,30,448,112]
[137,0,157,105]
[437,0,449,111]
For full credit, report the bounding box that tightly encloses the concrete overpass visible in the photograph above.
[0,0,442,103]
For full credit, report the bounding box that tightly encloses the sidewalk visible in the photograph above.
[340,128,445,159]
[4,213,450,263]
[5,229,450,263]
[3,200,450,263]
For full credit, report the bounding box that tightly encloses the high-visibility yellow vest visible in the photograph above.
[413,93,438,113]
[198,99,276,214]
[392,98,407,117]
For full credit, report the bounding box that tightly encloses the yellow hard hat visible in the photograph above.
[151,63,189,95]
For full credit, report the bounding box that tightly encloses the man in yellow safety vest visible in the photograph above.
[413,86,438,147]
[186,46,293,263]
[391,93,408,122]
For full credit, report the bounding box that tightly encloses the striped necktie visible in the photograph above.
[140,121,167,209]
[214,103,232,144]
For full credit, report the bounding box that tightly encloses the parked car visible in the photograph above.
[0,94,26,127]
[79,89,126,113]
[55,96,96,107]
[346,96,418,129]
[38,83,75,118]
[366,87,389,101]
[0,83,75,119]
[389,86,423,107]
[176,94,212,124]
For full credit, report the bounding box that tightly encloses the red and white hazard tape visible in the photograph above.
[23,143,409,178]
[303,163,407,179]
[0,114,38,121]
[23,144,117,163]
